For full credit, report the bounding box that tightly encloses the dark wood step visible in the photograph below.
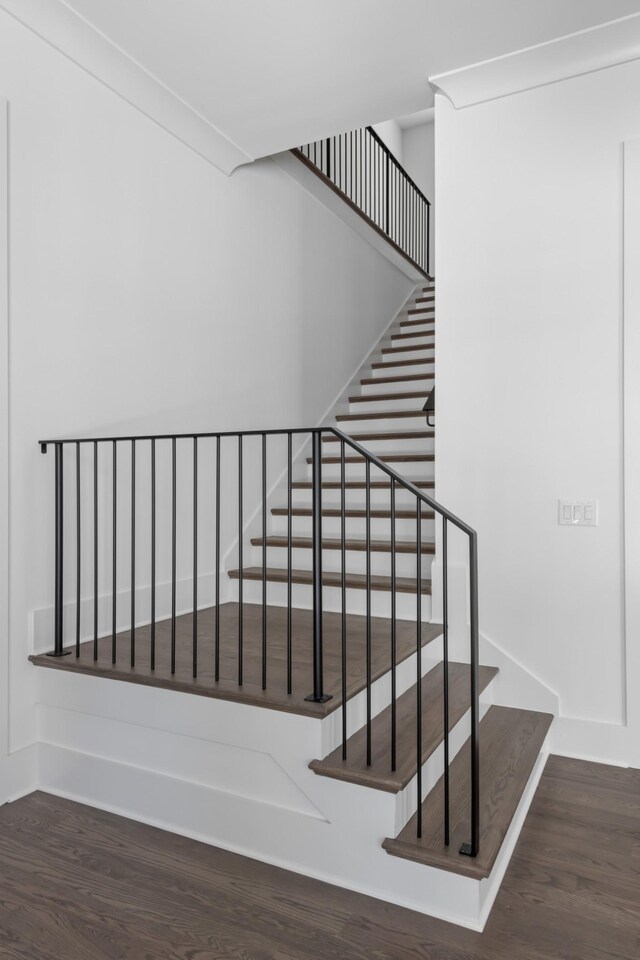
[30,602,443,719]
[409,303,434,313]
[291,479,435,490]
[336,410,428,422]
[228,567,432,594]
[349,390,429,404]
[382,343,434,355]
[310,662,498,793]
[306,453,434,464]
[400,316,436,328]
[383,706,553,879]
[392,331,435,342]
[323,429,434,441]
[251,536,436,554]
[414,298,435,306]
[360,374,434,387]
[272,506,435,519]
[371,357,435,370]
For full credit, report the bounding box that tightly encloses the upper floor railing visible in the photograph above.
[294,126,431,278]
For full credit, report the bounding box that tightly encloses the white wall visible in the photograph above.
[0,8,413,792]
[436,60,640,765]
[372,119,404,163]
[402,121,435,272]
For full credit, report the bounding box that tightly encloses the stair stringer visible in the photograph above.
[36,662,501,932]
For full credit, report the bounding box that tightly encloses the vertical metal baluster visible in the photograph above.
[338,134,341,190]
[350,130,353,201]
[287,432,292,695]
[111,441,116,664]
[460,534,480,857]
[416,499,423,838]
[391,478,397,772]
[151,438,156,670]
[262,433,267,691]
[385,151,390,236]
[215,435,221,682]
[341,439,347,759]
[366,458,372,765]
[171,437,177,675]
[238,434,243,686]
[75,442,81,657]
[130,439,136,668]
[305,431,329,703]
[193,436,198,679]
[443,516,450,846]
[427,202,431,276]
[50,442,65,657]
[94,442,98,660]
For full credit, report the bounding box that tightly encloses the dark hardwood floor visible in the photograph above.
[0,755,638,959]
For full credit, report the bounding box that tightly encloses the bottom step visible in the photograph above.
[382,705,553,879]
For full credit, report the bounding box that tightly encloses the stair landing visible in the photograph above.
[30,602,442,719]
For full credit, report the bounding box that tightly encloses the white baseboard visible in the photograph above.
[0,744,38,804]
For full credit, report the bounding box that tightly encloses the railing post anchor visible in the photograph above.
[459,842,477,857]
[305,430,332,704]
[47,441,71,657]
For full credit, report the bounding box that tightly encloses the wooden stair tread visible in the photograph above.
[360,374,434,387]
[271,506,435,519]
[382,706,553,879]
[371,358,435,370]
[306,453,434,463]
[349,390,429,403]
[310,662,498,793]
[251,536,436,554]
[382,343,434,355]
[291,480,435,490]
[336,410,429,422]
[400,317,435,328]
[323,430,434,441]
[392,331,435,341]
[228,567,432,594]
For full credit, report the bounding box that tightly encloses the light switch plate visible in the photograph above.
[558,499,598,526]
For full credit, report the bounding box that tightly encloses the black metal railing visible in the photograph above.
[294,126,431,278]
[39,425,479,857]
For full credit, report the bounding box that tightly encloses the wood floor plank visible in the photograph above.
[0,755,638,959]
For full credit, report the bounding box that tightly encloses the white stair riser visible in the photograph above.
[398,322,435,336]
[336,414,432,431]
[381,346,435,363]
[290,483,433,506]
[308,459,434,480]
[321,437,434,455]
[371,361,435,378]
[270,514,436,539]
[232,578,433,620]
[391,334,436,349]
[248,546,431,578]
[360,377,434,396]
[349,396,430,414]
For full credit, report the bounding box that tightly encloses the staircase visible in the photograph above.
[31,279,554,930]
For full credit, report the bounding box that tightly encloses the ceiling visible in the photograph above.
[7,0,640,168]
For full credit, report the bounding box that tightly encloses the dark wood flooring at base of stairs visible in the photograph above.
[2,756,638,960]
[383,705,554,879]
[30,602,442,719]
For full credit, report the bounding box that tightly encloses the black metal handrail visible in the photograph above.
[294,125,431,278]
[39,424,479,858]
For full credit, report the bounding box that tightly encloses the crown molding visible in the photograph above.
[0,0,252,175]
[430,13,640,109]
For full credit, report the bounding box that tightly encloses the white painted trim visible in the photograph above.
[0,0,251,175]
[0,99,8,764]
[431,13,640,109]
